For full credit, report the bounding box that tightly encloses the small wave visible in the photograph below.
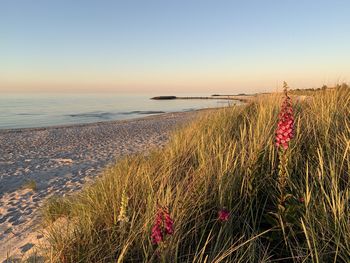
[216,100,235,104]
[17,113,42,116]
[121,111,165,115]
[67,110,165,119]
[67,112,113,119]
[137,111,165,115]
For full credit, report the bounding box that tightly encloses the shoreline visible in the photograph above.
[0,107,223,134]
[0,109,209,260]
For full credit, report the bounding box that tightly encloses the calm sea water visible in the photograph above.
[0,94,236,129]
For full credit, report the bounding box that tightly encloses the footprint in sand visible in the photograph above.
[0,216,8,224]
[22,209,33,216]
[2,258,21,263]
[3,228,12,235]
[7,208,17,212]
[20,243,34,253]
[8,214,21,223]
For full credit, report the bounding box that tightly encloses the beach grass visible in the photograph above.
[43,86,350,262]
[21,179,37,191]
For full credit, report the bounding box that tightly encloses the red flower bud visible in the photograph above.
[218,208,230,222]
[151,206,174,245]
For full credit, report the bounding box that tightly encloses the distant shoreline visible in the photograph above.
[151,95,254,103]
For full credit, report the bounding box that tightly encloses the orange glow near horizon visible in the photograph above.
[1,68,348,94]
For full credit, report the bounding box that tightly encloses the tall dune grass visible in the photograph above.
[43,87,350,262]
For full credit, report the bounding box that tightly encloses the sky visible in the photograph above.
[1,0,350,94]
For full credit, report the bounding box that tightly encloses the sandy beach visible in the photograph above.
[0,111,199,261]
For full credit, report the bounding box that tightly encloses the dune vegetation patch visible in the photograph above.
[43,85,350,262]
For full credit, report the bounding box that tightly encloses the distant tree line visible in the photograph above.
[291,83,349,93]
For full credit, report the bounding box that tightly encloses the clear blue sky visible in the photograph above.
[1,0,349,94]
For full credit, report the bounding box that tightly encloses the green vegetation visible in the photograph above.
[22,179,37,191]
[43,86,350,262]
[290,83,349,95]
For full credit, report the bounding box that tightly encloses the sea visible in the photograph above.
[0,93,238,129]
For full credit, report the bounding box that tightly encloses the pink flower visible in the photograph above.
[163,208,174,235]
[299,197,305,203]
[151,206,174,245]
[218,208,230,222]
[151,211,164,245]
[275,82,294,150]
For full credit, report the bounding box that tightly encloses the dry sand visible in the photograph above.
[0,111,199,261]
